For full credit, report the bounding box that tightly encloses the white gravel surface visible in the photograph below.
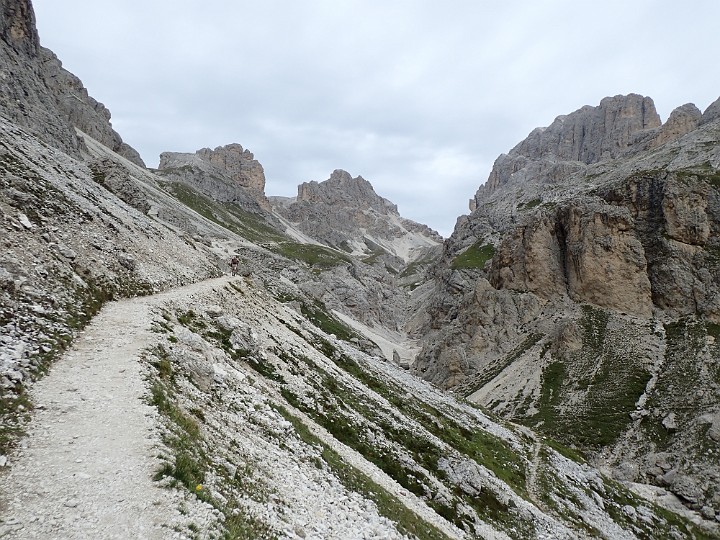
[0,276,461,540]
[0,278,231,539]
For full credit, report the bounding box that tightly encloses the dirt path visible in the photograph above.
[0,277,232,539]
[525,440,544,507]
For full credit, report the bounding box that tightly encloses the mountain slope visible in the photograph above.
[1,1,718,537]
[414,94,720,523]
[270,169,442,265]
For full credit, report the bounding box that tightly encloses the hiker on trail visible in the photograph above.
[230,256,239,276]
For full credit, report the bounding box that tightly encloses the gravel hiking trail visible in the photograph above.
[0,277,232,539]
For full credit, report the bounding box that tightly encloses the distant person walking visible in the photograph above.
[230,255,239,276]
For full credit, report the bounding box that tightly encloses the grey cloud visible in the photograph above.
[32,0,720,237]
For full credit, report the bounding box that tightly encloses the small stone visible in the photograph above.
[17,212,33,229]
[206,305,224,318]
[622,505,637,519]
[64,499,79,508]
[0,455,7,467]
[662,412,678,432]
[56,244,77,260]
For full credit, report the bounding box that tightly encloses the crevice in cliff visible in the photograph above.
[553,214,570,294]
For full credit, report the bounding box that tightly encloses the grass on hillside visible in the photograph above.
[452,241,495,270]
[527,306,652,449]
[167,182,287,243]
[275,405,454,540]
[270,242,352,268]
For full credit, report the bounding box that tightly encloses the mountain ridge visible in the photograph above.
[414,92,720,523]
[1,1,719,537]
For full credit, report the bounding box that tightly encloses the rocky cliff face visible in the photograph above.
[3,2,720,535]
[415,94,720,519]
[0,0,143,166]
[271,169,442,265]
[157,144,269,211]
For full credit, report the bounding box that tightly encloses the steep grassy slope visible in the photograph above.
[140,276,715,539]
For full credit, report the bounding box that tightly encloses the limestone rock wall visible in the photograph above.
[196,144,266,198]
[0,0,144,166]
[157,145,270,211]
[474,94,661,202]
[414,94,720,516]
[273,169,441,264]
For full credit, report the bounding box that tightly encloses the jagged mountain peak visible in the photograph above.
[0,0,144,166]
[159,143,266,194]
[701,95,720,125]
[470,93,719,215]
[516,93,662,164]
[157,143,269,211]
[272,170,442,264]
[296,169,397,213]
[473,94,663,206]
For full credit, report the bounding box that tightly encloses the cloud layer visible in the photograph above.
[32,0,720,237]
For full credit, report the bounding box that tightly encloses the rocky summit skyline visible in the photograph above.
[30,0,720,238]
[2,1,720,538]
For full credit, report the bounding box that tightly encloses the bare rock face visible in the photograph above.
[649,103,702,148]
[0,0,144,166]
[700,96,720,125]
[157,145,269,211]
[489,201,653,317]
[296,170,394,211]
[474,94,661,203]
[196,144,266,199]
[559,202,653,315]
[272,169,442,263]
[39,49,145,166]
[415,93,720,513]
[1,0,39,56]
[89,158,151,214]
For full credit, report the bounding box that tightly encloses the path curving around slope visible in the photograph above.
[0,277,232,539]
[0,275,471,540]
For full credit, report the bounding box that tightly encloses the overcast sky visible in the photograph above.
[32,1,720,237]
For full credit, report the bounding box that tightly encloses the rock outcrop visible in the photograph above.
[271,169,442,264]
[414,93,720,517]
[158,144,269,210]
[0,0,143,166]
[472,94,661,207]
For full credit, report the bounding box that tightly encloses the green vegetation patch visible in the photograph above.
[282,345,535,534]
[531,360,566,431]
[167,182,287,243]
[517,198,542,210]
[321,349,529,498]
[526,307,652,451]
[275,405,453,540]
[299,300,362,343]
[639,317,717,452]
[271,242,352,268]
[579,304,609,351]
[451,241,495,270]
[0,390,33,455]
